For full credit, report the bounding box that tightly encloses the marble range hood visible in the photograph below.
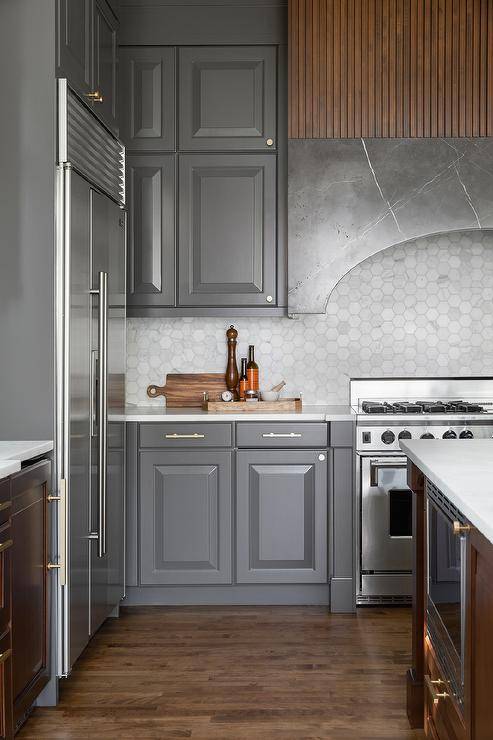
[288,138,493,315]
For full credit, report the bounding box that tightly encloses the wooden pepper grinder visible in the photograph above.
[225,325,239,400]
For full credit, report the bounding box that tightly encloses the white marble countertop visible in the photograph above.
[400,439,493,544]
[0,441,53,483]
[111,404,355,422]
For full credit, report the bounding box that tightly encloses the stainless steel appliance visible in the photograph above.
[352,377,493,605]
[426,479,469,709]
[55,81,126,676]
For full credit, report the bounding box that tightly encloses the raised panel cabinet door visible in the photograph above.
[139,450,232,585]
[236,450,327,584]
[179,154,276,307]
[127,154,175,308]
[92,0,118,133]
[56,0,92,97]
[120,47,175,151]
[179,46,277,151]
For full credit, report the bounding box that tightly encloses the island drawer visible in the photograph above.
[139,422,232,448]
[0,480,11,527]
[236,422,327,448]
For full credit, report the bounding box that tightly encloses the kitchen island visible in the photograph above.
[401,439,493,740]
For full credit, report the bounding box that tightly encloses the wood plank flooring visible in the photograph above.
[18,606,424,739]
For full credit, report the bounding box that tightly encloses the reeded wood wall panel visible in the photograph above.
[289,0,493,138]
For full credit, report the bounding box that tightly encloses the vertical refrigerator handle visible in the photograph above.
[97,271,108,558]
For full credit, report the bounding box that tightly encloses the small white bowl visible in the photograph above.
[260,390,280,402]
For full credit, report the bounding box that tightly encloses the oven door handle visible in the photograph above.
[369,458,407,486]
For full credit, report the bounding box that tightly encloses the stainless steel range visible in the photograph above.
[351,377,493,605]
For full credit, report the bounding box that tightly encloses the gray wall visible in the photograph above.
[0,0,56,439]
[126,229,493,406]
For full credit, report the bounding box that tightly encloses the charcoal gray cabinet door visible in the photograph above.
[179,154,276,307]
[120,47,175,151]
[179,46,277,151]
[127,154,175,308]
[56,0,92,97]
[236,450,327,584]
[93,0,118,133]
[140,450,232,585]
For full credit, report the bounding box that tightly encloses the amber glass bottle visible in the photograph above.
[247,345,259,391]
[239,358,248,400]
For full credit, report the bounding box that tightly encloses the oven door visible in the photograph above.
[360,456,413,574]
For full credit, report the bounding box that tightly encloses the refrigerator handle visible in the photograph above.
[96,271,108,558]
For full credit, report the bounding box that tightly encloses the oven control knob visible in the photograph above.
[459,429,474,439]
[381,430,395,444]
[442,429,457,439]
[420,432,435,439]
[398,430,412,440]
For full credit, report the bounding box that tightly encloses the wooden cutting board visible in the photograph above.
[147,373,228,407]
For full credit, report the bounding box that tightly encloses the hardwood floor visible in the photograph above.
[18,606,424,739]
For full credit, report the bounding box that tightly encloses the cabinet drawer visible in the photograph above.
[139,422,232,448]
[237,422,327,448]
[0,522,12,639]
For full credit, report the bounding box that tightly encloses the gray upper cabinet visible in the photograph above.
[120,47,175,151]
[93,0,118,133]
[178,153,277,307]
[236,450,327,584]
[139,449,232,585]
[56,0,92,98]
[127,154,175,308]
[179,46,277,151]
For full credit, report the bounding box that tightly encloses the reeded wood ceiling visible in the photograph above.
[289,0,493,138]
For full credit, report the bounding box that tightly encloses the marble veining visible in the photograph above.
[288,138,493,314]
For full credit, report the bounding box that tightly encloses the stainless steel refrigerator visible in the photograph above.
[55,81,126,677]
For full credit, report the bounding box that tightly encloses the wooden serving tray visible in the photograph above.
[204,399,302,413]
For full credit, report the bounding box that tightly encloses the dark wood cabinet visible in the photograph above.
[0,631,13,740]
[126,154,176,309]
[11,461,50,731]
[178,153,277,307]
[179,46,277,151]
[0,480,12,740]
[120,47,175,151]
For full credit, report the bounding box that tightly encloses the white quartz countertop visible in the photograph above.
[400,439,493,544]
[111,405,355,422]
[0,441,53,483]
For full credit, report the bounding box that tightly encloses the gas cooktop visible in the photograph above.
[361,400,486,414]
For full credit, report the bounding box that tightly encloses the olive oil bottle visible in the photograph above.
[239,358,248,400]
[247,345,259,391]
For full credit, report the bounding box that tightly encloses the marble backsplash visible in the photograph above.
[126,229,493,406]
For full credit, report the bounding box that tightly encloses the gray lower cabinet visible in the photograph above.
[139,449,232,585]
[120,47,175,151]
[178,46,277,151]
[179,153,277,307]
[236,449,327,584]
[127,154,175,308]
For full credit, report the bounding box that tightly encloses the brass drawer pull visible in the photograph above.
[0,501,11,512]
[0,539,13,554]
[165,433,205,440]
[0,649,11,665]
[262,432,302,438]
[425,675,449,705]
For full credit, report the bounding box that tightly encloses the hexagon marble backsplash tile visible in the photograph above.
[126,230,493,407]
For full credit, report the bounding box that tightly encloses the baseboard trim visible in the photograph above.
[124,584,330,606]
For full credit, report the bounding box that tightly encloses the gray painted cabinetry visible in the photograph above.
[120,43,285,315]
[56,0,119,134]
[236,449,327,584]
[127,419,358,610]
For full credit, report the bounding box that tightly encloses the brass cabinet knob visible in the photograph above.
[266,138,274,146]
[85,90,103,103]
[453,521,472,535]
